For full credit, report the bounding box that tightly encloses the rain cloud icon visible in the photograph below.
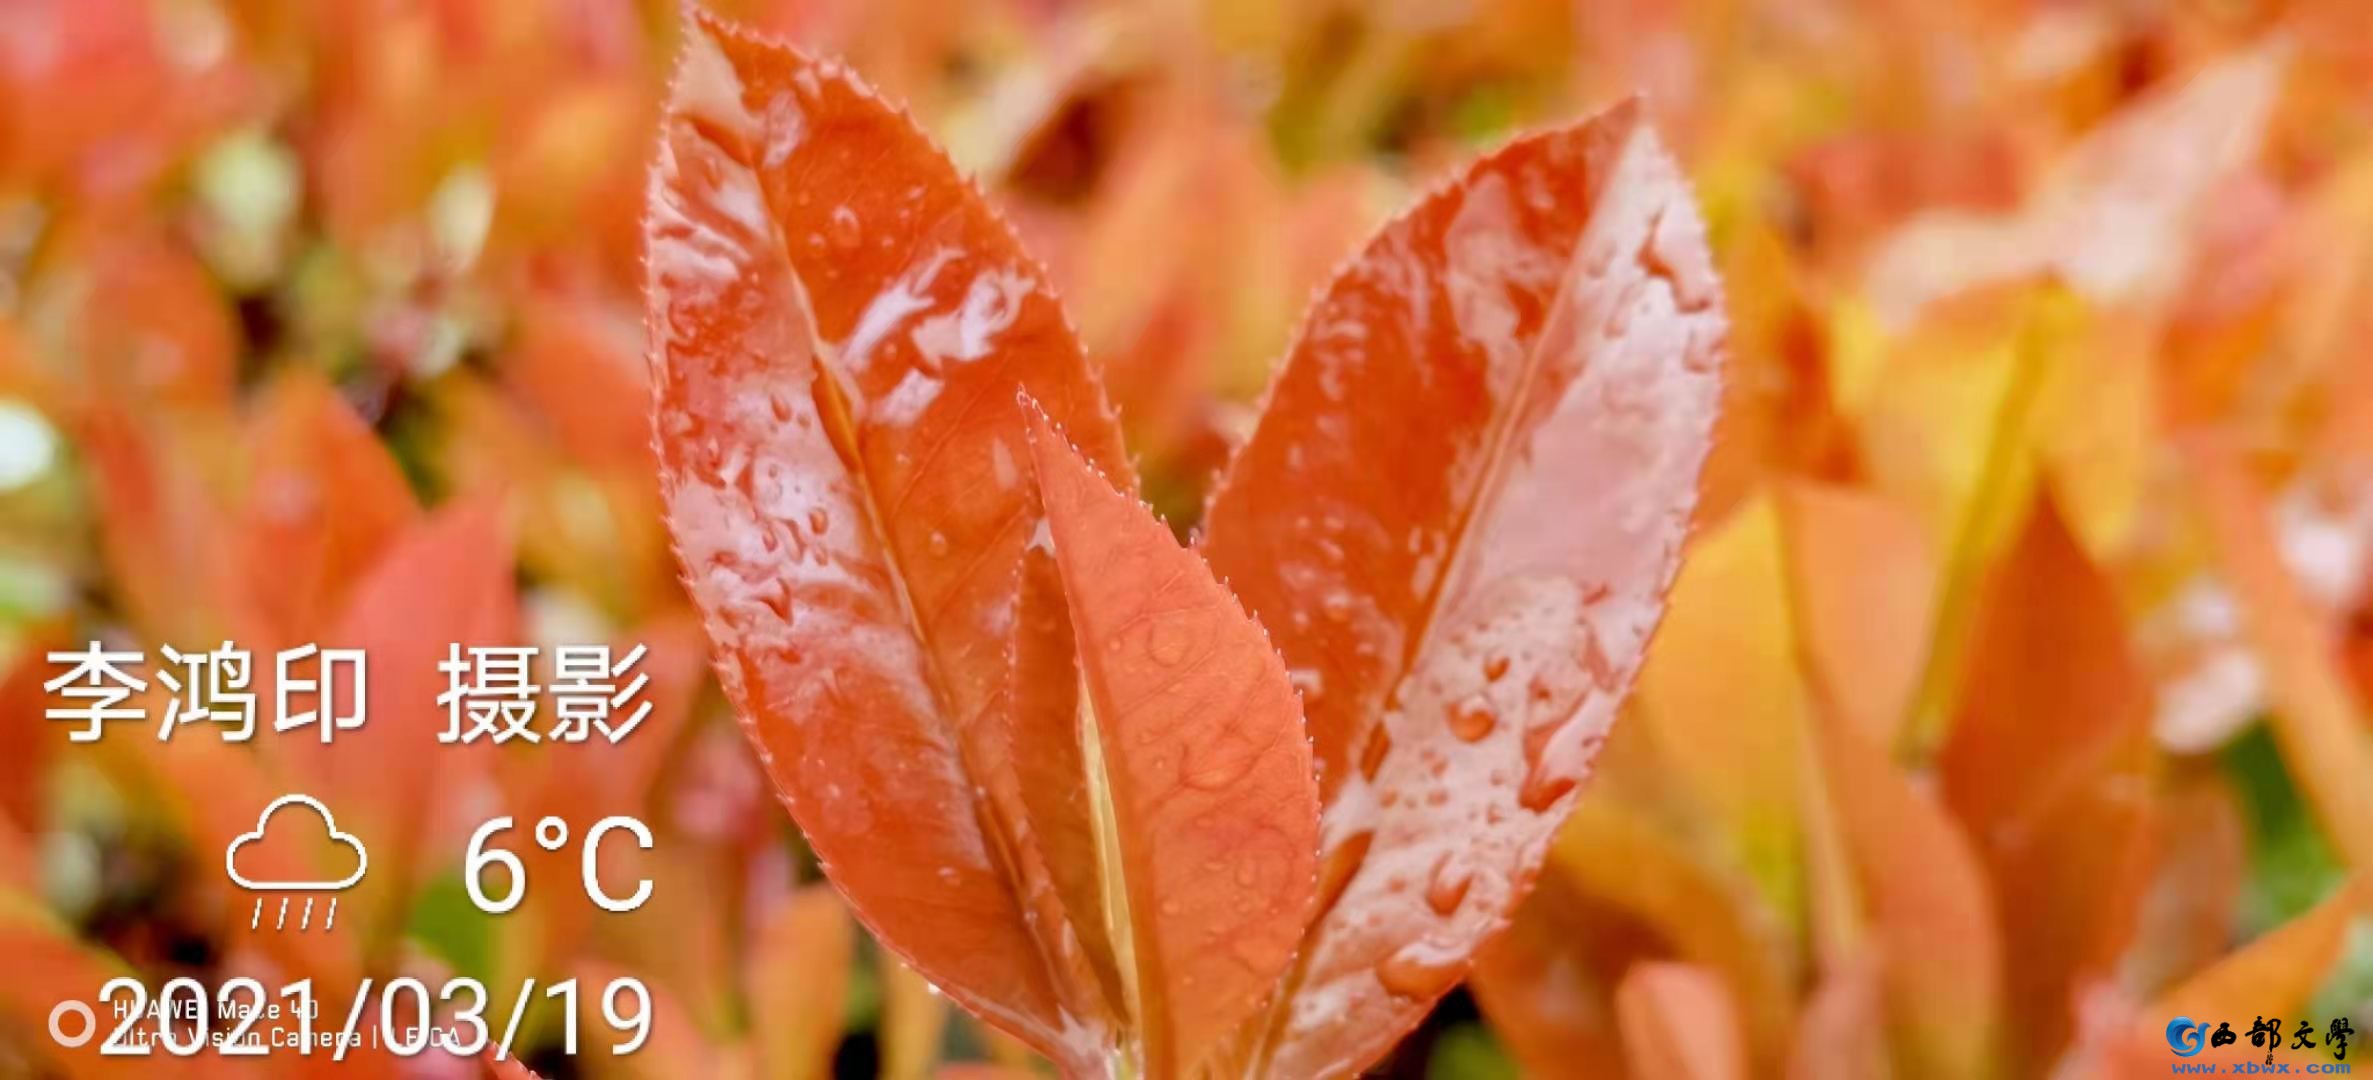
[226,794,366,931]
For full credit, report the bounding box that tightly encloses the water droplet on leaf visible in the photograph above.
[1425,855,1472,915]
[828,205,862,249]
[1148,621,1191,665]
[1449,695,1496,742]
[1376,941,1465,1000]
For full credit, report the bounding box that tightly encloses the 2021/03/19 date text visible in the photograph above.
[51,975,652,1059]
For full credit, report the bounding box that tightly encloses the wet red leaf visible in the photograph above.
[1199,101,1726,1074]
[988,527,1125,1018]
[645,10,1131,1068]
[1022,403,1319,1077]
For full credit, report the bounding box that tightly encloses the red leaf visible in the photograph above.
[645,10,1130,1067]
[2125,772,2249,994]
[2089,880,2368,1078]
[1786,958,1891,1080]
[1200,101,1726,1074]
[0,898,148,1080]
[75,232,240,411]
[2150,879,2364,1036]
[1813,710,2003,1079]
[0,625,66,833]
[989,530,1126,1015]
[1466,867,1628,1075]
[1615,962,1746,1080]
[1940,499,2157,1071]
[503,291,658,475]
[1022,404,1320,1077]
[1555,782,1797,1063]
[79,403,238,644]
[0,821,25,895]
[1862,42,2285,325]
[1776,480,1935,747]
[235,371,422,643]
[268,499,516,952]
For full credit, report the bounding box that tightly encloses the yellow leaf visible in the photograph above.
[1634,496,1804,915]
